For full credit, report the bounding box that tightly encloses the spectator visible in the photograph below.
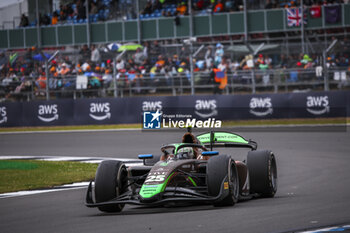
[59,4,73,21]
[52,12,59,25]
[77,0,86,20]
[214,43,224,66]
[205,45,214,68]
[39,13,50,25]
[214,0,224,13]
[19,14,29,27]
[0,51,7,71]
[152,0,163,12]
[91,45,101,63]
[142,1,153,15]
[265,0,274,9]
[116,59,125,70]
[79,45,91,60]
[90,1,98,15]
[176,2,187,15]
[133,47,145,65]
[59,63,70,76]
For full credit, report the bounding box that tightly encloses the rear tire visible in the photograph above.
[247,150,277,197]
[207,155,239,206]
[94,160,128,212]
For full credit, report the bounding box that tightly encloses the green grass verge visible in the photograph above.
[0,118,348,133]
[0,160,98,194]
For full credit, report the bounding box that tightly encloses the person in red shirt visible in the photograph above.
[214,0,224,13]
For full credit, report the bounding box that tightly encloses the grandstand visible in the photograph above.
[0,0,349,102]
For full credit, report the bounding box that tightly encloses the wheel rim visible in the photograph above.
[229,161,239,200]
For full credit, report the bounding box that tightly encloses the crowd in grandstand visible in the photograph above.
[0,37,349,100]
[17,0,348,28]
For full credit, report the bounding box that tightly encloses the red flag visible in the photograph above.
[310,6,321,18]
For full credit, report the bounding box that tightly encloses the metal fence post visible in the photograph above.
[45,60,50,100]
[113,58,118,97]
[251,69,256,94]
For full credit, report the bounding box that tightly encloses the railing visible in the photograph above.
[1,68,349,102]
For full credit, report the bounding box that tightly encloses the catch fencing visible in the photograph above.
[1,68,349,101]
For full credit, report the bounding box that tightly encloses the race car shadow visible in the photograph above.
[89,203,218,217]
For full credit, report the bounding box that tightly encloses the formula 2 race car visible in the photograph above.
[85,129,277,212]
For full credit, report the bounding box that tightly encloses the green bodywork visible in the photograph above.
[139,172,174,199]
[197,132,249,144]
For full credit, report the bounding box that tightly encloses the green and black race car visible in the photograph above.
[85,129,277,212]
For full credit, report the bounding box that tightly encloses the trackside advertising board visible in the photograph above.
[0,91,349,127]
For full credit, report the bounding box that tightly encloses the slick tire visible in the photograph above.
[94,160,128,212]
[247,150,277,197]
[207,155,239,207]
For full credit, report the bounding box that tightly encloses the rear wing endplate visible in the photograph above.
[196,131,257,150]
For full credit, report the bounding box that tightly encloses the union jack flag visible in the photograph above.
[286,8,307,27]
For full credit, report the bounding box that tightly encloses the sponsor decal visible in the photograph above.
[89,102,111,121]
[145,171,167,183]
[142,101,162,111]
[306,96,330,115]
[0,107,7,124]
[194,100,218,118]
[224,182,229,190]
[38,104,59,122]
[249,97,273,116]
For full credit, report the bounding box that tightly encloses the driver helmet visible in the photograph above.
[177,147,195,159]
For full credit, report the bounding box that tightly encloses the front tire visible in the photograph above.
[94,160,128,212]
[247,150,277,197]
[207,155,239,206]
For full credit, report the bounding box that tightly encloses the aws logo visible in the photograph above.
[195,100,218,118]
[142,101,162,111]
[0,107,7,124]
[38,105,59,122]
[249,98,273,116]
[306,96,329,115]
[89,103,111,121]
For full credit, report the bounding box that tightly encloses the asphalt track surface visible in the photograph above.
[0,127,350,233]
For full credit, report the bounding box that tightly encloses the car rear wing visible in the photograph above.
[196,131,257,150]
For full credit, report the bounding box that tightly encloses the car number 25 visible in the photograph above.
[145,175,166,183]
